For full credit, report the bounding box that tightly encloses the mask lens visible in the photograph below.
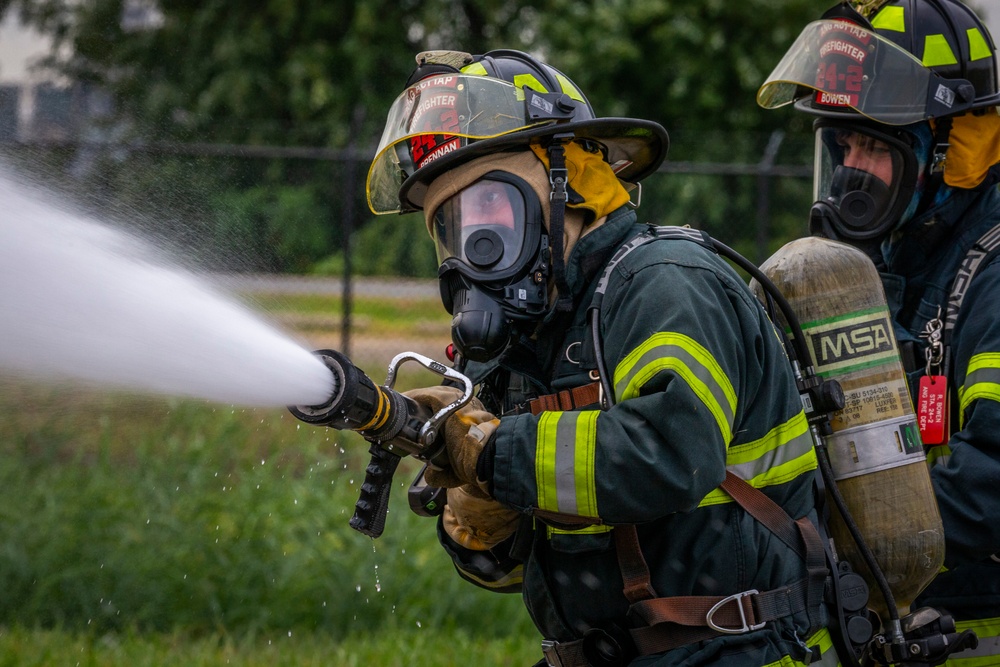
[432,179,526,273]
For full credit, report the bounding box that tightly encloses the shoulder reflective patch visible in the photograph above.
[968,28,992,61]
[535,410,600,518]
[871,5,905,32]
[923,34,959,67]
[959,352,1000,428]
[614,332,736,444]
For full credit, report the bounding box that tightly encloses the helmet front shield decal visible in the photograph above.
[757,20,976,125]
[367,75,551,214]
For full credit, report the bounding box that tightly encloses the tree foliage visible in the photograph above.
[1,0,822,272]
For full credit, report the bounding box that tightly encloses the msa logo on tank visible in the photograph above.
[805,307,895,376]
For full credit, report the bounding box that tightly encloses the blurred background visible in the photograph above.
[0,2,996,665]
[1,0,994,361]
[0,0,856,364]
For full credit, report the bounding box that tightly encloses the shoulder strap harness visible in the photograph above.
[542,226,829,664]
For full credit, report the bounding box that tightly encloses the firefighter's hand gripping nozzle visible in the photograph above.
[289,349,473,538]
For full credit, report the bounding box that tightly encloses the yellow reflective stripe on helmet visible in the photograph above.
[946,617,1000,666]
[555,73,585,102]
[871,5,905,32]
[614,332,736,444]
[958,352,1000,428]
[513,73,548,93]
[535,410,600,518]
[923,34,959,67]
[461,62,489,76]
[698,411,818,508]
[968,28,992,61]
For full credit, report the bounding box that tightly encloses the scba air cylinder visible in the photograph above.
[755,236,944,618]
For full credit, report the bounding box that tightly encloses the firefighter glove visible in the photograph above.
[442,484,519,551]
[403,385,498,495]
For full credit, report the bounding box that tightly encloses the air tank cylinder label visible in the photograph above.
[805,308,896,377]
[802,307,914,431]
[825,416,925,479]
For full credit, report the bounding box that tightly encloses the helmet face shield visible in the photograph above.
[367,75,550,214]
[758,20,976,124]
[812,122,917,239]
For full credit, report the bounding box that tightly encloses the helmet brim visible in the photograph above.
[398,117,669,213]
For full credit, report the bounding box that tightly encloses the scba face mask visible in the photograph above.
[810,120,918,243]
[432,171,549,362]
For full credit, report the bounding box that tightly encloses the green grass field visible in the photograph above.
[0,288,542,666]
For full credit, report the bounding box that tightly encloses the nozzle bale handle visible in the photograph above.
[350,444,401,538]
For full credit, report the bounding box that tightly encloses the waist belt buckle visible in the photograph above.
[706,589,765,634]
[541,639,564,667]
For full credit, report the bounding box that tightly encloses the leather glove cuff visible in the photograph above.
[476,432,497,497]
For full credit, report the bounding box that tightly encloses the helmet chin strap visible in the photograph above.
[547,136,574,312]
[913,116,953,219]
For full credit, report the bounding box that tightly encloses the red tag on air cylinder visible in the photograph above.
[917,375,948,445]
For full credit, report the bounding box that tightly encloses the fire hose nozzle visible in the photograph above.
[288,348,474,538]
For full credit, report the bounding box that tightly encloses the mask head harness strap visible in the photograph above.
[547,134,575,312]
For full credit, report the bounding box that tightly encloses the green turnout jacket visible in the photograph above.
[439,208,839,666]
[880,181,1000,664]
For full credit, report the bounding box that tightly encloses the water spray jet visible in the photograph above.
[0,165,334,408]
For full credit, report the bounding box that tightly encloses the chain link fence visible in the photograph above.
[0,132,815,373]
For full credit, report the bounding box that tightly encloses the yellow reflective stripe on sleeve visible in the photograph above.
[547,524,612,537]
[455,563,524,591]
[968,28,992,61]
[871,6,905,32]
[945,616,1000,666]
[698,411,818,507]
[535,411,600,518]
[926,443,952,467]
[614,332,736,444]
[958,352,1000,428]
[923,34,959,67]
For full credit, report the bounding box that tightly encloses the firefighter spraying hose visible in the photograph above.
[284,33,993,663]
